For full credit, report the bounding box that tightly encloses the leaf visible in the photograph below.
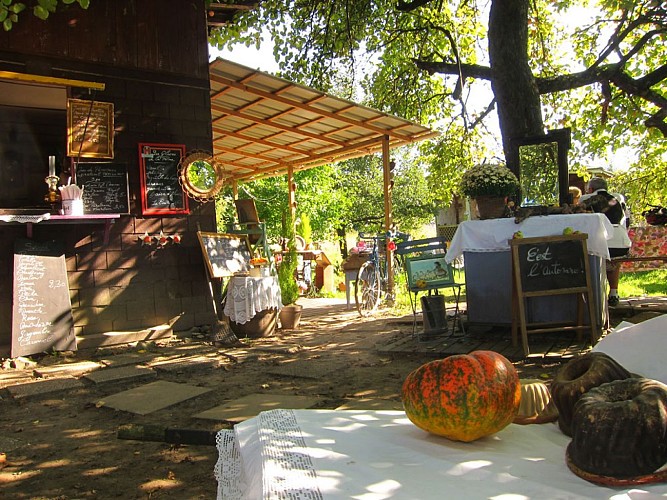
[0,9,6,22]
[2,17,11,30]
[33,5,49,19]
[77,0,89,9]
[10,3,25,14]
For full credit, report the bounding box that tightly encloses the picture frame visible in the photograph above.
[197,232,252,278]
[405,254,456,291]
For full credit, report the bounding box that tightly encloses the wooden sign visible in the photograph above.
[74,162,130,214]
[510,234,599,357]
[12,239,76,358]
[67,98,114,159]
[138,143,189,215]
[197,232,251,278]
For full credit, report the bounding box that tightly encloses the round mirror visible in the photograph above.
[178,151,225,202]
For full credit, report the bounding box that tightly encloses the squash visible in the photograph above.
[401,350,521,442]
[550,352,632,436]
[567,377,667,479]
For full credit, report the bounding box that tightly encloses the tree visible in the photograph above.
[211,0,667,214]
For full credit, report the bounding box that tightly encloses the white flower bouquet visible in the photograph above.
[460,163,519,198]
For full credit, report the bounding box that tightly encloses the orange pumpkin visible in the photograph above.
[401,351,521,442]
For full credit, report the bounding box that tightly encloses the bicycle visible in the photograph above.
[354,229,410,317]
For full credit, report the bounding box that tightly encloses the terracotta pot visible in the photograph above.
[229,308,277,338]
[279,303,303,330]
[474,195,507,219]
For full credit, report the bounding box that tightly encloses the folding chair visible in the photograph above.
[225,198,270,261]
[395,236,465,340]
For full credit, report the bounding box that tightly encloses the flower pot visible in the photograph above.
[279,303,303,330]
[229,308,278,338]
[474,195,507,219]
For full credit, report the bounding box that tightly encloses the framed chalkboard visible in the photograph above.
[510,233,599,356]
[67,98,114,159]
[74,162,130,214]
[515,236,588,292]
[12,239,76,358]
[138,143,189,215]
[197,232,251,278]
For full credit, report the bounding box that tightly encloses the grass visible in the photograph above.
[619,270,667,297]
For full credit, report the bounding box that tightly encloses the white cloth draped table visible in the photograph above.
[445,213,615,263]
[216,408,665,499]
[223,276,282,324]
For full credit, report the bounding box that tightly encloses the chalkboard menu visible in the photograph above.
[74,162,130,214]
[12,239,76,358]
[514,235,588,292]
[67,98,114,159]
[138,143,189,215]
[197,232,251,278]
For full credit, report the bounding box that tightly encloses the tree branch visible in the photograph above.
[414,60,493,80]
[396,0,435,12]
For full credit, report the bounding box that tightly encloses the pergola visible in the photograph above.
[208,57,438,289]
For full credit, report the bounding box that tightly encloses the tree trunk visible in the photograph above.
[488,0,544,168]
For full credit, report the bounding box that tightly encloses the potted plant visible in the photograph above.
[460,163,519,219]
[278,211,302,329]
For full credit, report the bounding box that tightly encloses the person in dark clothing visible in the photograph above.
[579,177,631,306]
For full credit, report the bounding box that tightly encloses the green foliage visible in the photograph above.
[278,210,299,306]
[619,270,667,297]
[1,0,87,29]
[297,212,312,244]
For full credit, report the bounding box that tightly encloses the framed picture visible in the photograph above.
[197,232,252,278]
[405,254,456,291]
[67,99,114,159]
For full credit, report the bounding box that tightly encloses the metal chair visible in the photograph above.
[395,236,465,340]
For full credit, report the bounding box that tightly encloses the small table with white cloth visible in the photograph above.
[445,213,614,327]
[223,275,282,338]
[215,408,666,499]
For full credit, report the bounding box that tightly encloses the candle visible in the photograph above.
[48,156,55,177]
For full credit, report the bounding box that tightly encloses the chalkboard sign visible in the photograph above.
[510,233,598,357]
[67,98,114,159]
[138,143,189,215]
[12,239,76,358]
[197,232,251,278]
[74,162,130,214]
[515,236,588,292]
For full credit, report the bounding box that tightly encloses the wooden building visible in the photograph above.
[0,0,227,355]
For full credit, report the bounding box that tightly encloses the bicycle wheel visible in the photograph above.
[355,261,381,316]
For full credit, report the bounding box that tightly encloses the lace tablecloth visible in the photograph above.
[445,213,614,263]
[223,276,282,324]
[215,409,665,499]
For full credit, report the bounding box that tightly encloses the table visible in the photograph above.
[215,409,665,499]
[445,214,613,326]
[223,276,282,338]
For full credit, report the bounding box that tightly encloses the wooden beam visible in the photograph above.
[0,71,105,90]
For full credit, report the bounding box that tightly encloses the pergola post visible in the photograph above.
[382,135,394,299]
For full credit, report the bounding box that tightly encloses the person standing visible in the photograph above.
[579,177,632,306]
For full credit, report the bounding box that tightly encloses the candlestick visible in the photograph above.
[48,156,56,177]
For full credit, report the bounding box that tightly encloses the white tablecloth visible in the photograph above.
[445,213,615,263]
[215,409,667,499]
[223,276,282,324]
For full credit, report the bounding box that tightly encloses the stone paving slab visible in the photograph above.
[83,365,156,385]
[96,353,157,368]
[0,371,36,390]
[6,377,85,399]
[96,380,211,415]
[149,355,220,373]
[193,393,321,423]
[264,360,338,379]
[33,361,103,378]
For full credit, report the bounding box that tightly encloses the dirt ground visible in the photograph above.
[0,298,621,499]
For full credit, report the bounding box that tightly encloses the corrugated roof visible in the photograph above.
[209,58,438,182]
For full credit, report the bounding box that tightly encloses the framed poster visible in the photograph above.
[197,232,251,278]
[405,254,456,291]
[67,98,114,159]
[138,143,189,215]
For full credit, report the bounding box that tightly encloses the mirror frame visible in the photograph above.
[178,151,226,202]
[508,128,571,207]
